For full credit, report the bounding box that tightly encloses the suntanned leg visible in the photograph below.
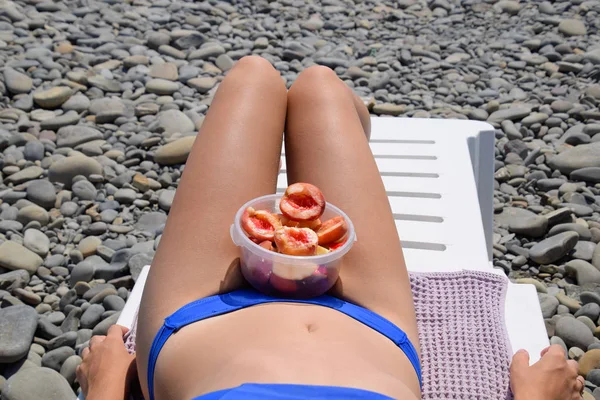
[349,89,371,140]
[285,66,420,394]
[136,56,287,398]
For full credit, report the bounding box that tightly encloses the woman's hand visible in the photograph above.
[510,345,585,400]
[76,325,137,400]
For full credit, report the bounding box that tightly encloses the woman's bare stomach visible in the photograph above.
[154,302,420,400]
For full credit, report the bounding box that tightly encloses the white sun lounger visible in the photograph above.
[114,117,548,373]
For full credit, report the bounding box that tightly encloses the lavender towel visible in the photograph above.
[124,270,512,399]
[410,270,512,400]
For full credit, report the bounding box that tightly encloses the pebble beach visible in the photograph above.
[0,0,599,398]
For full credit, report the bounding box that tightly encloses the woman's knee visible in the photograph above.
[225,56,286,95]
[296,65,339,84]
[288,66,371,139]
[229,56,279,81]
[288,65,348,105]
[291,65,342,92]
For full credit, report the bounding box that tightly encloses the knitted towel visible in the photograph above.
[124,270,512,399]
[410,270,512,400]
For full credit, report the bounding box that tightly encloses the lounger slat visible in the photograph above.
[401,246,491,272]
[369,142,439,157]
[388,197,446,216]
[368,117,493,141]
[381,175,444,193]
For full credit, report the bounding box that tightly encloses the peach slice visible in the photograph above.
[316,246,330,255]
[298,218,322,231]
[327,235,348,251]
[278,215,322,231]
[274,227,318,256]
[279,183,325,221]
[316,216,348,245]
[259,241,275,252]
[241,207,282,242]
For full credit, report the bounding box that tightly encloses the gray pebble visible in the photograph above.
[59,355,82,385]
[80,304,105,329]
[26,180,56,209]
[41,346,76,371]
[2,367,74,400]
[0,305,38,363]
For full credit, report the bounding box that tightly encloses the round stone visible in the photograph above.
[17,205,49,226]
[59,355,82,386]
[4,68,32,94]
[103,295,125,311]
[80,304,105,329]
[146,79,179,95]
[23,229,49,257]
[157,110,195,136]
[23,141,44,161]
[0,305,38,363]
[33,87,73,109]
[71,180,97,201]
[580,350,600,377]
[2,367,74,400]
[529,232,579,265]
[188,77,217,94]
[154,136,196,165]
[538,293,559,318]
[558,19,587,36]
[158,190,175,212]
[61,93,90,112]
[78,236,102,258]
[26,180,56,209]
[114,188,137,204]
[0,241,43,274]
[48,156,103,188]
[555,317,594,350]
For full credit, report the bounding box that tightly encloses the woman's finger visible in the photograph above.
[76,364,87,384]
[107,324,129,340]
[567,360,579,374]
[576,375,585,394]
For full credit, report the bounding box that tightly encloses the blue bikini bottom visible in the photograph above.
[147,289,421,400]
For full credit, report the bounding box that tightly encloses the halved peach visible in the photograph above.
[274,227,318,256]
[241,207,282,242]
[316,216,348,245]
[279,183,325,221]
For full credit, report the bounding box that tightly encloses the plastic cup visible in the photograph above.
[230,194,355,298]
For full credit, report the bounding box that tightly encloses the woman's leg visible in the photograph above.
[136,56,287,395]
[285,65,420,389]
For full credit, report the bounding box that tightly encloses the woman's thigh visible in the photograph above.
[136,56,287,395]
[285,66,420,354]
